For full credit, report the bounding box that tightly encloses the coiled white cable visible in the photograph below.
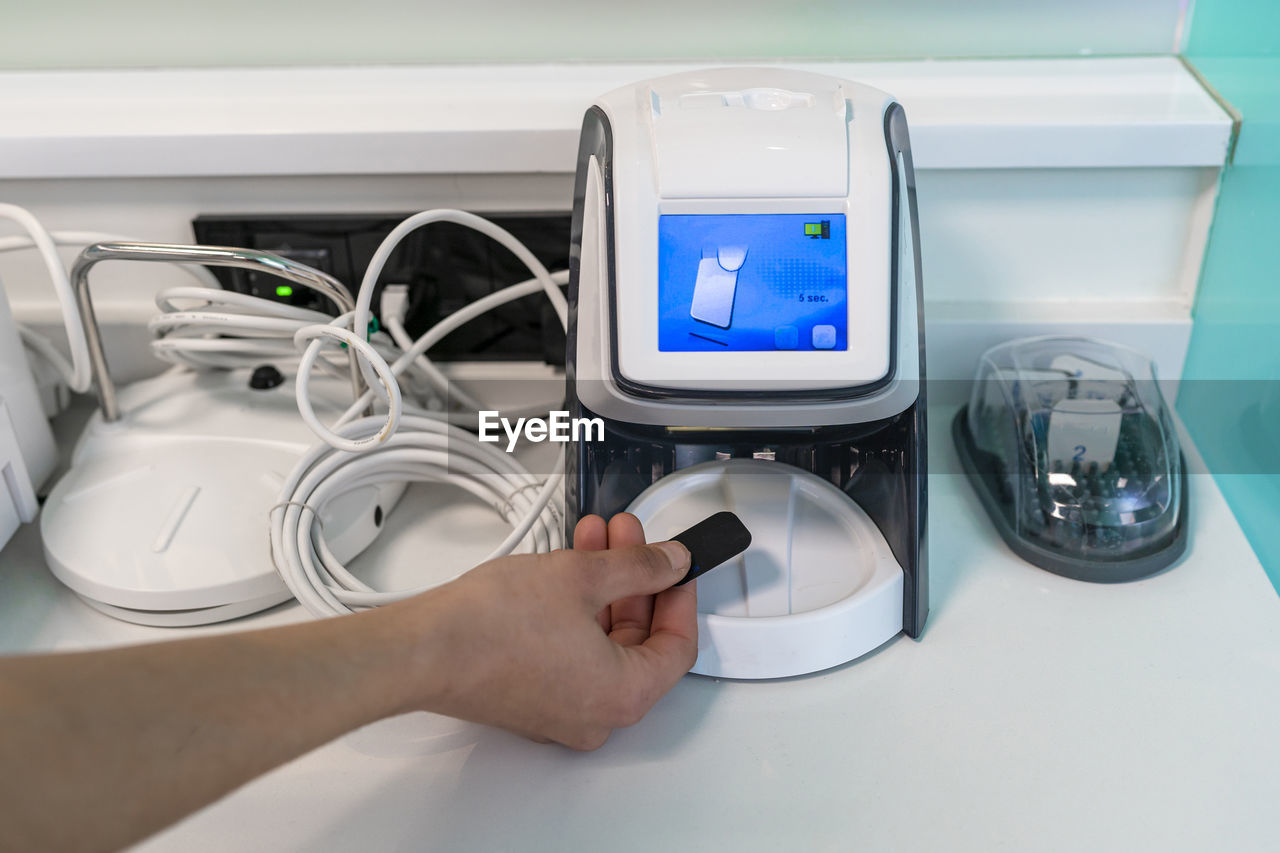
[272,210,570,617]
[270,414,563,616]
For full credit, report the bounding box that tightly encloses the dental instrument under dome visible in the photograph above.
[953,336,1189,580]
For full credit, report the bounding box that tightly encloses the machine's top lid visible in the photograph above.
[647,68,850,199]
[573,67,919,427]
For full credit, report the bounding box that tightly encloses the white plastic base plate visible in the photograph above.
[627,459,904,679]
[40,368,404,625]
[75,589,294,627]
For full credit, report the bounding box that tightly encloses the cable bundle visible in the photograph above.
[147,286,338,371]
[269,209,571,616]
[2,202,570,619]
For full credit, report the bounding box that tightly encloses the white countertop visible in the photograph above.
[2,406,1278,851]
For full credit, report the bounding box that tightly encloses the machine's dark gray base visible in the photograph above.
[952,406,1189,582]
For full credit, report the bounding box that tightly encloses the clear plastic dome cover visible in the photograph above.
[955,336,1187,579]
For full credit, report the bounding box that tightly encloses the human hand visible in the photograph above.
[385,513,698,750]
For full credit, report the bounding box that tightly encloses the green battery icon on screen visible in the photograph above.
[803,220,830,239]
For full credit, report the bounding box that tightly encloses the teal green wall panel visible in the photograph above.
[1186,0,1280,57]
[1180,0,1280,592]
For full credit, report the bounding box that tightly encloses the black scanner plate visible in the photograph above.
[670,511,752,586]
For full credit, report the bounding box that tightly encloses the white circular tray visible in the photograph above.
[628,459,904,679]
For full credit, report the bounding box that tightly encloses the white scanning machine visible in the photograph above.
[565,68,928,679]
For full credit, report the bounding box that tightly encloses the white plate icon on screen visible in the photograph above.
[690,245,748,329]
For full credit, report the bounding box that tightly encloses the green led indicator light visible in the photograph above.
[276,285,293,297]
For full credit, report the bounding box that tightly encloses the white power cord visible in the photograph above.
[0,231,222,290]
[0,216,224,407]
[378,272,570,418]
[0,205,97,394]
[379,283,485,413]
[271,209,570,617]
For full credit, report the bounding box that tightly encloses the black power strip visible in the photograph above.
[191,212,570,364]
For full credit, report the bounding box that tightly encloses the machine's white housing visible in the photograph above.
[570,69,926,678]
[574,68,920,428]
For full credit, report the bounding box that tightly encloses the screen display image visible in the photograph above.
[657,213,847,352]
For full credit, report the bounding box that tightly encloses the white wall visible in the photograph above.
[2,0,1189,69]
[917,167,1217,311]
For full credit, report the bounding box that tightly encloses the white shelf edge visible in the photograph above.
[0,57,1232,179]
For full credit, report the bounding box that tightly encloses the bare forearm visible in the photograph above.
[0,525,695,852]
[0,608,425,853]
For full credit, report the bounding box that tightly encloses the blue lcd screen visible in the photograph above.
[657,213,847,352]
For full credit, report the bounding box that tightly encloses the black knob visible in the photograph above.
[249,365,285,390]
